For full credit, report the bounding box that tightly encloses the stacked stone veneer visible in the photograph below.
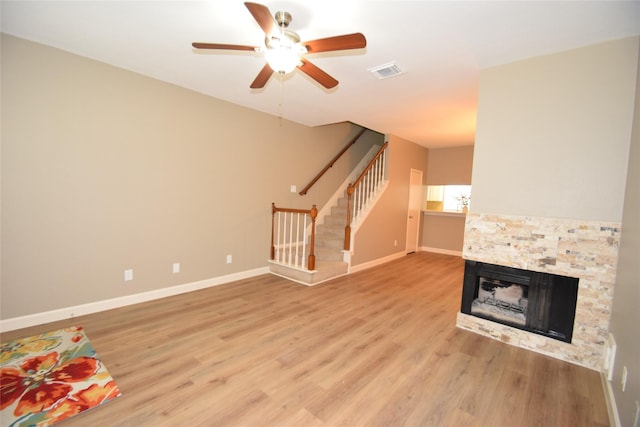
[457,212,621,371]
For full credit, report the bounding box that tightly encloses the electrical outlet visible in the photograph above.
[394,240,397,246]
[622,366,628,392]
[172,263,180,273]
[124,269,133,281]
[290,185,297,193]
[226,254,232,264]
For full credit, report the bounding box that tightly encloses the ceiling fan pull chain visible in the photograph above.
[278,74,284,126]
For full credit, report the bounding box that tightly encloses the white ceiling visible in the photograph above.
[2,1,640,148]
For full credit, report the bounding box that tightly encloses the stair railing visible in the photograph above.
[299,127,368,196]
[271,203,317,271]
[344,141,389,250]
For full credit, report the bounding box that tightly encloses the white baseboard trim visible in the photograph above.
[601,371,621,427]
[420,246,463,257]
[0,267,269,333]
[350,251,406,273]
[268,270,350,287]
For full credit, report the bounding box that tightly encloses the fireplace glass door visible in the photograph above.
[461,261,579,343]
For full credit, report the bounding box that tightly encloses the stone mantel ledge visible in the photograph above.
[459,211,621,371]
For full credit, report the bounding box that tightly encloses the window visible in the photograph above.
[425,185,471,212]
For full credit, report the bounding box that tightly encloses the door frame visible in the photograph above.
[406,168,423,254]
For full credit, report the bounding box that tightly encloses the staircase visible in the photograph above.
[269,194,349,285]
[314,193,351,275]
[269,140,388,285]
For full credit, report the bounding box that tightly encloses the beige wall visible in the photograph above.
[420,214,466,253]
[609,40,640,427]
[425,145,474,185]
[421,145,474,253]
[351,135,429,266]
[0,34,382,319]
[472,37,638,222]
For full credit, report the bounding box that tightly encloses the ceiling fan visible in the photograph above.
[192,2,366,89]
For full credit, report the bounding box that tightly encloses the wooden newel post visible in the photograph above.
[308,205,318,271]
[270,203,276,260]
[344,185,354,251]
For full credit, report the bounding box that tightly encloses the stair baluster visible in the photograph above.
[271,203,317,271]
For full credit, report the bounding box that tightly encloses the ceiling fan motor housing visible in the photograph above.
[274,10,291,28]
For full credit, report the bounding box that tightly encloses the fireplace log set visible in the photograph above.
[472,279,528,326]
[461,261,579,343]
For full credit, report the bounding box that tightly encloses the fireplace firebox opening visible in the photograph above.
[461,260,579,343]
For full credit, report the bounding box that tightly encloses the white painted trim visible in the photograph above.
[268,271,349,287]
[267,260,316,273]
[406,168,423,254]
[604,332,617,381]
[349,251,406,273]
[420,246,463,257]
[0,267,269,333]
[601,371,621,427]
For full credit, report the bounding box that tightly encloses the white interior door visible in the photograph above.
[406,169,423,254]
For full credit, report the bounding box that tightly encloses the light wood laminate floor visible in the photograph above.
[1,252,609,426]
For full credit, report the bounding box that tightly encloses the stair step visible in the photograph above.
[315,246,344,262]
[315,235,344,249]
[331,206,347,216]
[317,223,344,237]
[324,216,347,227]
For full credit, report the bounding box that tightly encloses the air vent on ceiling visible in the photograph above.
[368,62,405,80]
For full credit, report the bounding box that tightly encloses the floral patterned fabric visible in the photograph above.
[1,326,121,426]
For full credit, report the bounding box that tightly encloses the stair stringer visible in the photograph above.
[343,179,390,269]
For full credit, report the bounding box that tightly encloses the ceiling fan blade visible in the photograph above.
[302,33,367,53]
[192,42,256,51]
[298,59,338,89]
[244,2,277,36]
[250,63,274,89]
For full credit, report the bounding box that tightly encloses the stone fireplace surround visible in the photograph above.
[457,212,621,371]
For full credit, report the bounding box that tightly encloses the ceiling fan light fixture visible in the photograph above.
[263,29,305,75]
[265,45,302,74]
